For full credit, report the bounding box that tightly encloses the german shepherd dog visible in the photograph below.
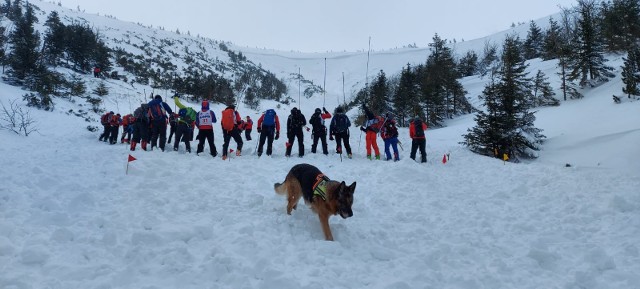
[274,163,356,241]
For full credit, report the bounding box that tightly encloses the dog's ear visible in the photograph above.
[348,182,356,192]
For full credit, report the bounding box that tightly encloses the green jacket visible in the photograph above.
[174,97,197,124]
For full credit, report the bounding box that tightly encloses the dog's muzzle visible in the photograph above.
[339,208,353,219]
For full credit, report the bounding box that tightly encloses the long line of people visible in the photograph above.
[99,97,428,162]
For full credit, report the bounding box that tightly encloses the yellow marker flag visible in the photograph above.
[503,153,509,161]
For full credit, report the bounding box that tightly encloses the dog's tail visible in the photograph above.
[274,181,286,195]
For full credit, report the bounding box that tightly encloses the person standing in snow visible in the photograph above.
[120,113,135,144]
[244,116,253,141]
[195,99,218,157]
[309,107,331,155]
[220,104,243,160]
[409,117,428,163]
[380,113,400,161]
[130,103,150,151]
[256,109,280,157]
[108,113,122,145]
[285,107,307,157]
[360,103,383,160]
[172,96,197,153]
[329,105,353,158]
[167,112,179,144]
[147,95,173,152]
[98,111,113,142]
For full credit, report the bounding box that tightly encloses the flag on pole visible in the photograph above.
[442,154,447,164]
[126,154,136,175]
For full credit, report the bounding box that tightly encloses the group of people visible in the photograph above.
[99,96,428,162]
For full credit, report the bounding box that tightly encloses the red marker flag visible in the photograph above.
[442,154,447,164]
[126,154,136,175]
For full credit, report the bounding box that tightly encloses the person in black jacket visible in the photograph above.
[285,107,307,157]
[309,107,331,155]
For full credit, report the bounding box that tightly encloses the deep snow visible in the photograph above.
[0,1,639,289]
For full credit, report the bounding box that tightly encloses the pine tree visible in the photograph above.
[457,50,479,77]
[393,64,420,126]
[462,35,545,161]
[523,20,544,59]
[8,2,41,80]
[532,70,559,106]
[568,0,615,87]
[0,24,6,71]
[368,70,391,116]
[621,46,640,98]
[542,17,564,60]
[43,11,66,66]
[601,0,640,52]
[478,40,499,77]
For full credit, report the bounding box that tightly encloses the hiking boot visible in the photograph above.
[186,148,191,153]
[141,141,148,151]
[236,150,241,156]
[348,154,352,159]
[375,155,381,160]
[222,155,227,160]
[367,155,372,160]
[130,141,137,151]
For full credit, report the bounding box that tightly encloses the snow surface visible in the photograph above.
[1,2,639,289]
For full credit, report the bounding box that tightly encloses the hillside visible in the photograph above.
[1,2,639,289]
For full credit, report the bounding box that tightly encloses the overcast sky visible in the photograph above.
[58,0,577,52]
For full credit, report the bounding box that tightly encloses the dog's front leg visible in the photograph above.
[318,212,334,241]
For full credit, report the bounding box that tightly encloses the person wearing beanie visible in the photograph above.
[195,99,218,157]
[329,105,353,158]
[147,95,173,151]
[309,107,332,155]
[285,107,307,157]
[99,111,114,142]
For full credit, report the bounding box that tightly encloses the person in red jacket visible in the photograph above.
[256,109,280,157]
[244,116,254,141]
[108,113,122,145]
[409,117,428,163]
[120,114,135,143]
[220,105,243,160]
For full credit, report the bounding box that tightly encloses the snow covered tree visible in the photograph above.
[478,40,499,77]
[463,35,545,161]
[532,70,559,106]
[621,46,640,98]
[523,20,544,59]
[568,0,615,87]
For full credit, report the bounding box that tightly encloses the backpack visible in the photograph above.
[333,114,349,133]
[148,101,166,121]
[413,119,425,138]
[262,109,276,126]
[100,113,110,125]
[221,109,236,131]
[178,108,195,123]
[310,113,321,127]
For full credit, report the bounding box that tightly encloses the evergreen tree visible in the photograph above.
[532,70,559,106]
[568,0,615,87]
[368,69,391,116]
[43,11,66,66]
[557,9,583,100]
[457,50,478,77]
[0,24,6,70]
[420,34,470,126]
[478,40,499,77]
[462,35,545,161]
[523,20,544,59]
[621,46,640,98]
[601,0,640,52]
[393,64,420,126]
[8,2,41,80]
[542,17,564,60]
